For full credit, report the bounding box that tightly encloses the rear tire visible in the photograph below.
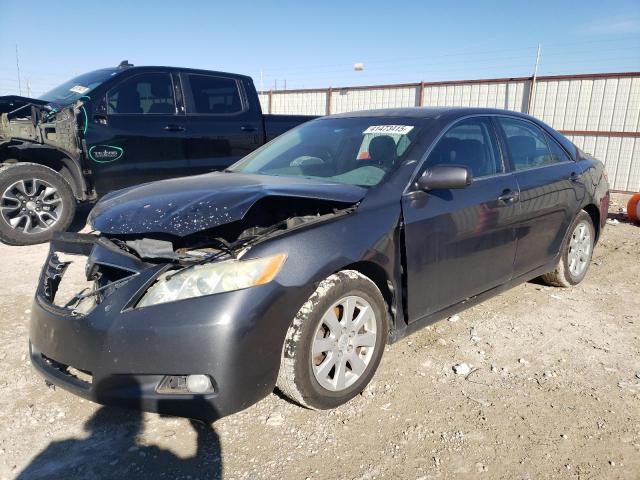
[541,211,595,287]
[0,163,75,246]
[277,270,388,410]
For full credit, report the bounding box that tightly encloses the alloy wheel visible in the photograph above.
[311,295,377,392]
[0,178,63,234]
[567,220,592,277]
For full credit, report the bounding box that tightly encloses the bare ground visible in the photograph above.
[0,194,638,480]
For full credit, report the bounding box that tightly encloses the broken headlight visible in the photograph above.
[136,253,287,308]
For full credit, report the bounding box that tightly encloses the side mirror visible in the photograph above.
[416,165,473,191]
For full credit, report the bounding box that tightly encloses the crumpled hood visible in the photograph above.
[0,95,49,115]
[89,172,366,237]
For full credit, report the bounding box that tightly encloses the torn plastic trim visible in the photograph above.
[41,232,146,315]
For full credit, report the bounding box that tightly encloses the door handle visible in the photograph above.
[240,125,257,132]
[569,172,580,182]
[163,124,186,132]
[497,189,519,204]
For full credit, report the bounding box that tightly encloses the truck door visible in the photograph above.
[181,73,262,173]
[86,71,188,196]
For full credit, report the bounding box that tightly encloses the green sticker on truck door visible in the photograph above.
[89,145,124,163]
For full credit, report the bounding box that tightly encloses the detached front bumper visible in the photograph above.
[29,233,304,422]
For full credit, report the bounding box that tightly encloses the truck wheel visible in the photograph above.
[541,211,595,287]
[0,163,76,245]
[277,270,388,410]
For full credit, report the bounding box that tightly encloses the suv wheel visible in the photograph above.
[541,211,595,287]
[0,163,76,246]
[277,270,388,410]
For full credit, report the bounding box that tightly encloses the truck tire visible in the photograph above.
[541,211,595,287]
[277,270,388,410]
[0,163,76,245]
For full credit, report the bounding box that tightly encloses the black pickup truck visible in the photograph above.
[0,61,315,245]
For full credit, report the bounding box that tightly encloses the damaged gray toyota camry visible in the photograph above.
[29,108,610,422]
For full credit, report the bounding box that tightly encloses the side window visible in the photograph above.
[497,117,557,170]
[544,132,573,163]
[425,117,502,178]
[107,73,175,114]
[187,75,243,114]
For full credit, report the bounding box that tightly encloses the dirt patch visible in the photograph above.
[0,194,638,479]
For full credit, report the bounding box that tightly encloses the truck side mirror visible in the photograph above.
[416,165,473,191]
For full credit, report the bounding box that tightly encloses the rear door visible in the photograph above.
[495,116,585,277]
[87,71,188,195]
[182,73,262,173]
[401,116,520,321]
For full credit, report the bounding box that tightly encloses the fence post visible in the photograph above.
[526,76,536,114]
[268,89,273,114]
[418,81,425,106]
[326,87,333,115]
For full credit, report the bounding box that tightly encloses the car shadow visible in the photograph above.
[607,210,638,226]
[67,202,94,233]
[16,379,223,479]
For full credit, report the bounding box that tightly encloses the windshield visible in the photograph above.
[39,68,120,105]
[230,117,425,187]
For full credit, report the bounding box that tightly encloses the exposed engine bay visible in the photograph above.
[47,197,357,315]
[0,95,82,159]
[112,196,357,263]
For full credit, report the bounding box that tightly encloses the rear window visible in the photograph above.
[187,75,243,114]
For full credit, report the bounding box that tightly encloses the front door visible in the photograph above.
[86,71,188,196]
[495,116,586,277]
[402,116,519,322]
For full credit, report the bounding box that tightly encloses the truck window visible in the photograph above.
[107,73,175,114]
[186,75,243,114]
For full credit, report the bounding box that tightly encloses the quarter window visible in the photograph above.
[497,117,558,170]
[107,73,175,114]
[187,75,243,114]
[425,117,502,178]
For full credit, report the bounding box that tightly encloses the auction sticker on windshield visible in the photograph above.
[363,125,414,135]
[69,85,90,94]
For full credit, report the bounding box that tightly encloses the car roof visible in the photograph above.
[329,107,538,122]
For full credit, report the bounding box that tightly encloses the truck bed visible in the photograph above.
[263,114,319,142]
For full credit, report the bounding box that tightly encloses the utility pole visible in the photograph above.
[527,43,541,114]
[15,44,22,96]
[26,79,31,97]
[533,43,541,78]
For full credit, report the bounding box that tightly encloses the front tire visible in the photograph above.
[541,211,595,287]
[277,270,388,410]
[0,163,76,246]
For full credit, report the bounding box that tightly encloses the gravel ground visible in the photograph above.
[0,194,638,480]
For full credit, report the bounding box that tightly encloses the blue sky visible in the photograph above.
[1,0,639,96]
